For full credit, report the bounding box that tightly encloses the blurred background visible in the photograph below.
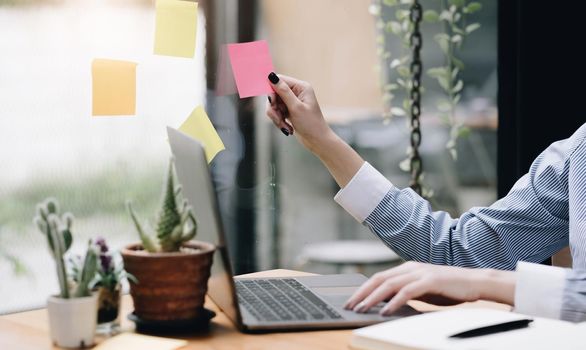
[0,0,497,314]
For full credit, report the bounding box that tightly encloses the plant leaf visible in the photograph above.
[434,33,450,53]
[397,66,410,77]
[448,0,465,7]
[437,100,452,112]
[386,21,402,34]
[458,126,471,138]
[452,79,464,93]
[368,4,381,16]
[423,9,439,22]
[427,67,449,78]
[382,0,398,6]
[391,107,407,116]
[466,23,481,34]
[464,2,482,13]
[399,158,411,172]
[452,56,465,70]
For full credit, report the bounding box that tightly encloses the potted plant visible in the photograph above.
[76,237,135,335]
[121,159,215,327]
[34,198,99,348]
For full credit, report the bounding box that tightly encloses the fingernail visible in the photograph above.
[268,72,280,84]
[281,128,289,136]
[379,305,392,316]
[268,96,272,104]
[353,302,367,313]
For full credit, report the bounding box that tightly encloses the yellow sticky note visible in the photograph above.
[92,59,137,116]
[178,106,225,163]
[93,333,187,350]
[154,0,198,58]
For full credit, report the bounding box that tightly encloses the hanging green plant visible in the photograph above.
[370,0,483,168]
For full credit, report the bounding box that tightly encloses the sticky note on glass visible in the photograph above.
[178,106,225,162]
[154,0,198,58]
[227,40,275,98]
[92,59,137,116]
[93,333,187,350]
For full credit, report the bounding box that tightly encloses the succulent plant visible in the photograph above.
[127,159,197,253]
[34,198,98,298]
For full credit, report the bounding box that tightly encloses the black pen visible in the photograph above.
[449,319,534,339]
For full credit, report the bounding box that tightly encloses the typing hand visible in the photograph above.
[344,261,516,316]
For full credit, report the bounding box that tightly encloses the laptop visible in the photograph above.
[166,127,417,332]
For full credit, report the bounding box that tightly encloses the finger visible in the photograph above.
[267,92,277,106]
[278,74,309,92]
[380,279,433,316]
[354,273,419,313]
[344,262,419,310]
[268,72,301,109]
[275,95,289,117]
[266,106,293,136]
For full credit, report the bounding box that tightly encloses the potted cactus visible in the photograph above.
[121,159,215,327]
[34,198,99,348]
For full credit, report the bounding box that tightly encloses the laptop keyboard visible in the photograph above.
[235,278,343,322]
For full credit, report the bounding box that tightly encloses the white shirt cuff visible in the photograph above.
[334,162,393,223]
[514,261,567,319]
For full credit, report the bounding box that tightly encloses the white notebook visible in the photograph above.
[350,308,581,350]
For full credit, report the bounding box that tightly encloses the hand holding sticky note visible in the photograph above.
[154,0,198,58]
[178,106,225,163]
[92,59,137,116]
[226,40,275,98]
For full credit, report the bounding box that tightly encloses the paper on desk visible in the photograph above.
[92,59,137,116]
[351,308,581,350]
[178,105,225,163]
[93,333,187,350]
[227,40,274,98]
[154,0,198,58]
[215,44,238,96]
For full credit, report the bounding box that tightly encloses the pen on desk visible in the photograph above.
[449,319,534,339]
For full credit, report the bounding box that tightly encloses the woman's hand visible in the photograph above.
[265,72,334,153]
[344,261,516,316]
[265,72,365,188]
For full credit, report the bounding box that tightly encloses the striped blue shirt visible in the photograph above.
[335,123,586,322]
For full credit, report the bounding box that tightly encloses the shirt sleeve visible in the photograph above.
[334,162,393,222]
[514,262,586,323]
[514,261,567,319]
[334,125,586,269]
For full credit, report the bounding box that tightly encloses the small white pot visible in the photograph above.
[47,294,98,348]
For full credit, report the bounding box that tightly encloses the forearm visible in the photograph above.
[308,130,365,188]
[477,269,516,305]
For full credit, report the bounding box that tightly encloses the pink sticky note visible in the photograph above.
[215,45,238,96]
[227,40,274,98]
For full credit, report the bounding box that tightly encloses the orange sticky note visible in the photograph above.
[178,106,225,162]
[92,59,137,116]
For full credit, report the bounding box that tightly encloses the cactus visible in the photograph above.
[34,198,73,298]
[127,158,198,253]
[34,198,98,299]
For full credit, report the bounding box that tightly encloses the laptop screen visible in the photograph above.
[167,127,242,326]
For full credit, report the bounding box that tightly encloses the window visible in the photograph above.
[0,0,497,313]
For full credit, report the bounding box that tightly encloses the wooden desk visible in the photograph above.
[0,269,510,350]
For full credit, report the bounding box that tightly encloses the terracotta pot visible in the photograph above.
[121,241,215,321]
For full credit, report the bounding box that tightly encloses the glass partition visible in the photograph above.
[0,0,497,313]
